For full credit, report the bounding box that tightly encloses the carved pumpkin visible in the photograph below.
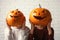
[6,9,25,27]
[29,8,52,26]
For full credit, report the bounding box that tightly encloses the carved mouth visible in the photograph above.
[34,16,45,20]
[10,15,18,18]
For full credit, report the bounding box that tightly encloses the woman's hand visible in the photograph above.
[47,22,52,35]
[29,19,35,34]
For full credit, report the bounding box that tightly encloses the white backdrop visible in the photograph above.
[0,0,60,40]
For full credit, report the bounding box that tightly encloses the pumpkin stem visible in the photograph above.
[16,9,18,11]
[39,4,41,8]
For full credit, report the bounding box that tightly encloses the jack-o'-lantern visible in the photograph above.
[6,9,25,27]
[29,7,52,26]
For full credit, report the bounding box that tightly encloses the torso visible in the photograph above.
[11,26,30,40]
[33,26,48,40]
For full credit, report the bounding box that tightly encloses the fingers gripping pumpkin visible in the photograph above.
[6,9,25,27]
[29,8,52,26]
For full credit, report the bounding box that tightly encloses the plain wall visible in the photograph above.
[0,0,60,40]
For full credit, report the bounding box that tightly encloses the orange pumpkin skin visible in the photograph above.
[29,8,52,26]
[6,9,25,27]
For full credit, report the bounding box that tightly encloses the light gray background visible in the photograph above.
[0,0,60,40]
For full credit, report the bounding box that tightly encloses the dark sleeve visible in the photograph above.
[48,28,54,40]
[28,33,33,40]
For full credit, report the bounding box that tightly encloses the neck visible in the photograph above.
[35,25,44,29]
[17,26,26,30]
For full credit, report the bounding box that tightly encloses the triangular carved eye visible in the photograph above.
[33,11,37,13]
[18,11,20,13]
[11,11,14,13]
[42,10,46,13]
[42,9,50,14]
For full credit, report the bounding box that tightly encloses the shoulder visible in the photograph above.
[51,27,54,34]
[51,28,54,31]
[25,26,30,32]
[5,27,10,33]
[4,27,12,36]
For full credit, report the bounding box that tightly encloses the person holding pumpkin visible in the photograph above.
[5,9,30,40]
[28,5,54,40]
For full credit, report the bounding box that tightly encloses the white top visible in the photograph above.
[4,26,30,40]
